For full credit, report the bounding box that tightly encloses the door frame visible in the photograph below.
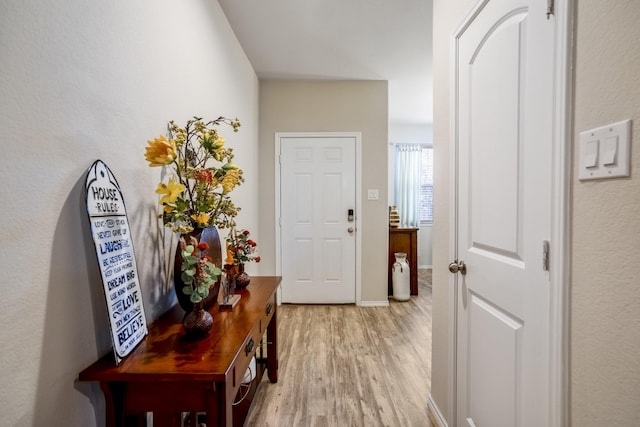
[275,132,363,305]
[447,1,573,426]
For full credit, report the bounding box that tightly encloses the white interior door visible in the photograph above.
[454,1,555,426]
[279,135,356,303]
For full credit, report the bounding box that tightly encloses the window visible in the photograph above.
[393,144,433,226]
[420,148,433,222]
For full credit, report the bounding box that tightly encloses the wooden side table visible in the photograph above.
[79,276,281,427]
[388,228,419,296]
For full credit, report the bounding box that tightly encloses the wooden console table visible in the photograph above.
[388,227,419,296]
[79,276,281,427]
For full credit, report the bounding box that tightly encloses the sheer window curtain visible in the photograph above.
[394,144,422,227]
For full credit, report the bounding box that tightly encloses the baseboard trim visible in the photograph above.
[358,300,390,307]
[427,394,448,427]
[418,265,433,269]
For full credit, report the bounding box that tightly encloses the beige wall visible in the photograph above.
[0,1,258,425]
[571,1,640,425]
[431,0,640,425]
[258,80,389,303]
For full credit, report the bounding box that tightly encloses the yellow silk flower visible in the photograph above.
[209,135,226,160]
[145,136,177,167]
[156,178,185,205]
[191,212,211,227]
[212,136,225,151]
[220,168,240,194]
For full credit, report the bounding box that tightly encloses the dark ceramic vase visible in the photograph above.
[174,227,222,312]
[235,263,251,290]
[183,302,213,338]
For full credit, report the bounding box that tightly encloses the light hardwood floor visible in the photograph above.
[245,270,434,427]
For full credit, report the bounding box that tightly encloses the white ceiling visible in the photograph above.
[217,0,433,127]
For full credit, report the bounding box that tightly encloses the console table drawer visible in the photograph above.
[232,325,259,388]
[262,293,276,334]
[231,292,275,387]
[127,381,210,413]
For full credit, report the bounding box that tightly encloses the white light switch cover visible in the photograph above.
[602,136,618,165]
[367,189,379,200]
[579,119,631,180]
[584,139,599,168]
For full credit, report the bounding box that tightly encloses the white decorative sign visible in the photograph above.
[85,160,148,364]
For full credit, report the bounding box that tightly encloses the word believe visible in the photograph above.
[117,313,145,346]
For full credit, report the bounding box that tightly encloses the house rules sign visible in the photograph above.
[85,160,148,364]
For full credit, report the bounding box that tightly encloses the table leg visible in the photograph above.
[101,382,125,427]
[267,303,278,383]
[100,382,147,427]
[207,381,233,427]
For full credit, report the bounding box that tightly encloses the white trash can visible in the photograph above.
[392,252,411,301]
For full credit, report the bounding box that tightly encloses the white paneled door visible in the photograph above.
[454,1,556,426]
[279,135,356,304]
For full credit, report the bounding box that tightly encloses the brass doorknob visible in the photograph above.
[448,260,467,275]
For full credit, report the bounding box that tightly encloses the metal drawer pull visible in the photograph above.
[266,302,273,315]
[245,338,255,355]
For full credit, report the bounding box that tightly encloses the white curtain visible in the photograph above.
[394,144,422,228]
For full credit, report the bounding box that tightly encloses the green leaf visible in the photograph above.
[182,286,192,295]
[182,255,197,266]
[190,293,203,304]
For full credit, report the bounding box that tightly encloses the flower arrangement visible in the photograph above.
[178,237,222,303]
[225,228,261,265]
[145,116,243,234]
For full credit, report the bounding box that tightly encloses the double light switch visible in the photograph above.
[579,119,631,181]
[578,120,631,181]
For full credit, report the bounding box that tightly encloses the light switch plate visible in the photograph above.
[367,189,379,200]
[579,119,631,181]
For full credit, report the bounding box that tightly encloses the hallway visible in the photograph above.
[245,271,434,426]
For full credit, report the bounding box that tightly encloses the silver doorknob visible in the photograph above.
[347,227,354,234]
[448,260,467,275]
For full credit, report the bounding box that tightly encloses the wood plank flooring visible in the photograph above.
[245,270,433,427]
